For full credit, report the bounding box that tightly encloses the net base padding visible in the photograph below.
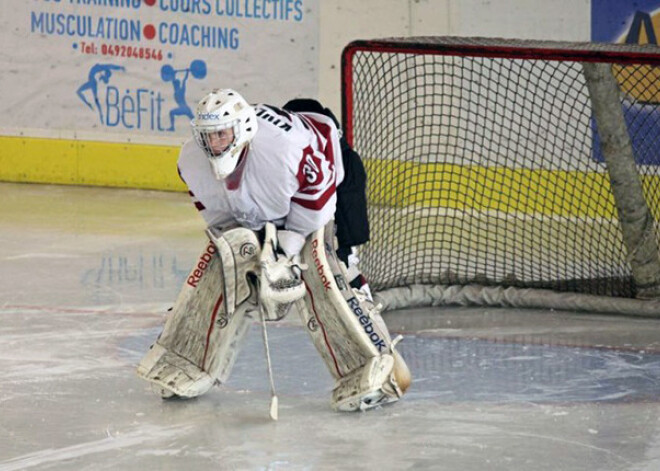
[375,285,660,318]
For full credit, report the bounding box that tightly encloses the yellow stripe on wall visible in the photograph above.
[0,135,186,191]
[366,159,660,220]
[3,137,660,221]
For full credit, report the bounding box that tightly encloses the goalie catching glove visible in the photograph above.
[259,223,308,320]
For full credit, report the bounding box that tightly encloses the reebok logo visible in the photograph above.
[347,297,387,352]
[187,242,217,287]
[311,238,331,291]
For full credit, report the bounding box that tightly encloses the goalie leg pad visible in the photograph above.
[138,303,256,398]
[297,225,378,379]
[137,227,261,398]
[139,342,215,398]
[354,289,412,394]
[331,354,402,411]
[296,221,411,408]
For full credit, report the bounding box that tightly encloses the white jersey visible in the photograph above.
[177,104,345,237]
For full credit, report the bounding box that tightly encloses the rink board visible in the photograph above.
[0,135,185,191]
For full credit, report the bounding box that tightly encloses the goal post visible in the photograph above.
[583,62,660,299]
[341,37,660,316]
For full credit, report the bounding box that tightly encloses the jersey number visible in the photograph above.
[301,146,323,186]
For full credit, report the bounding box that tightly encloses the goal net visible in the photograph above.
[341,37,660,315]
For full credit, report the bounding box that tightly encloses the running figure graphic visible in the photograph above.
[77,64,125,124]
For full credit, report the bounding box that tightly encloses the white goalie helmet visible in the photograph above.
[191,89,258,179]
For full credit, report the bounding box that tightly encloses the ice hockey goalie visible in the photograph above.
[136,221,411,412]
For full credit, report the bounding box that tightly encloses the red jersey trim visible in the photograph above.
[292,183,336,210]
[294,114,337,210]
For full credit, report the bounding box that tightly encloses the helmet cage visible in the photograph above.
[192,119,240,160]
[191,89,257,180]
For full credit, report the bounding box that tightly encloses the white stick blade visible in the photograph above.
[270,395,279,421]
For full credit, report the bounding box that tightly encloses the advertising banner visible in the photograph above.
[592,0,660,165]
[0,0,319,144]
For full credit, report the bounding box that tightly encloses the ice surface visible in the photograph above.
[1,182,659,471]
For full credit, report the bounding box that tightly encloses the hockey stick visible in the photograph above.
[259,304,279,421]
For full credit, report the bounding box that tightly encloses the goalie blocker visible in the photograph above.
[136,221,410,411]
